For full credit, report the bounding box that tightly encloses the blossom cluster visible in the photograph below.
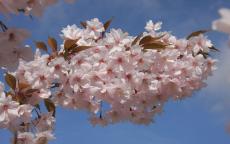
[0,18,217,143]
[0,0,75,16]
[0,82,55,144]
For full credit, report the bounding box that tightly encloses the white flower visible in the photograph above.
[17,132,35,144]
[85,18,105,39]
[17,104,33,123]
[61,24,82,40]
[145,20,162,32]
[35,131,55,144]
[105,28,131,46]
[0,95,19,127]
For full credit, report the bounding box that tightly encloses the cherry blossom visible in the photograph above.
[145,20,162,32]
[0,18,217,143]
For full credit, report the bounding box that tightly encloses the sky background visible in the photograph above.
[1,0,230,143]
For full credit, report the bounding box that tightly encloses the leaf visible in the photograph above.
[80,21,87,28]
[186,29,210,40]
[139,36,153,46]
[63,51,69,60]
[48,36,58,53]
[44,99,56,117]
[142,42,168,50]
[5,73,16,90]
[73,46,93,53]
[131,33,143,46]
[139,34,165,46]
[18,82,30,90]
[104,17,114,31]
[64,39,78,51]
[25,89,39,95]
[209,46,220,52]
[35,41,48,52]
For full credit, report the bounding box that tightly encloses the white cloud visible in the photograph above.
[198,41,230,122]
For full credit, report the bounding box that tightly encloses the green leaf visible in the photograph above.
[5,73,16,90]
[48,36,58,53]
[44,99,56,117]
[35,41,48,52]
[186,29,210,40]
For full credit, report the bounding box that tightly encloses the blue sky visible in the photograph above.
[1,0,230,143]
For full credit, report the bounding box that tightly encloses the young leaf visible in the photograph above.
[186,29,210,40]
[74,46,93,53]
[80,21,87,28]
[131,33,143,46]
[48,36,58,53]
[44,99,56,117]
[139,35,153,46]
[64,39,78,51]
[142,41,168,50]
[18,82,30,90]
[104,17,114,31]
[25,89,39,95]
[5,73,16,90]
[139,34,165,46]
[35,41,48,52]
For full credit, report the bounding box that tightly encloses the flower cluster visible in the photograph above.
[0,0,75,16]
[0,18,217,143]
[0,81,55,144]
